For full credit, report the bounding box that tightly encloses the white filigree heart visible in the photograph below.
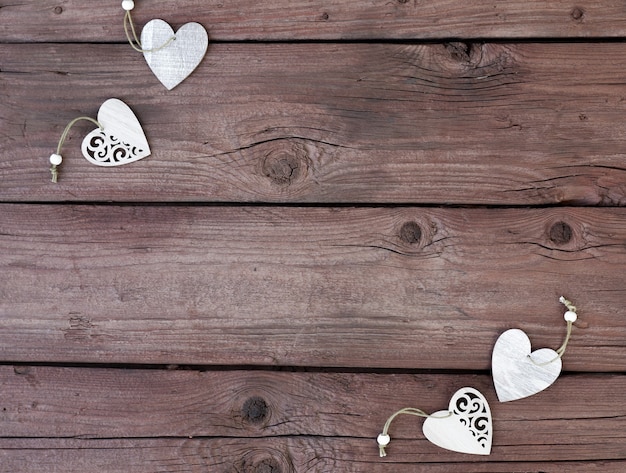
[492,328,562,402]
[141,19,208,90]
[81,99,150,167]
[422,387,492,455]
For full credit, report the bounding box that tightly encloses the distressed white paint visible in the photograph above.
[141,19,208,90]
[492,328,562,402]
[422,387,492,455]
[81,99,150,167]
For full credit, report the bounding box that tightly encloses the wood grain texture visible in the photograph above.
[1,367,625,465]
[1,204,624,369]
[0,0,623,42]
[3,42,626,204]
[1,438,624,473]
[2,2,626,470]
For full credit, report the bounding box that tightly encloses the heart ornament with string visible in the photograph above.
[492,328,562,402]
[141,19,208,90]
[377,387,492,458]
[81,98,151,166]
[422,387,492,455]
[492,296,578,403]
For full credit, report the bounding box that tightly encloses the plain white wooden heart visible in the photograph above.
[422,387,492,455]
[81,99,150,167]
[141,19,208,90]
[492,328,562,402]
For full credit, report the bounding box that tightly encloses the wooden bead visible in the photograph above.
[564,310,577,322]
[49,153,62,166]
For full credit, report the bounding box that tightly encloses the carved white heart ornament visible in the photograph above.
[81,99,150,166]
[141,19,208,90]
[492,328,562,402]
[422,387,492,455]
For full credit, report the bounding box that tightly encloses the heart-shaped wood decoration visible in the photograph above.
[81,99,150,167]
[492,328,562,402]
[141,19,208,90]
[422,387,492,455]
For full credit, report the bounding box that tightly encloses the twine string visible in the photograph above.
[124,10,176,53]
[529,296,577,367]
[377,407,451,457]
[50,116,103,183]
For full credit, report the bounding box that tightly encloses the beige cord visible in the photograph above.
[529,296,578,366]
[377,407,451,457]
[124,10,175,53]
[50,116,102,183]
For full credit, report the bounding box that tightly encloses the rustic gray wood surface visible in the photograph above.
[1,0,625,471]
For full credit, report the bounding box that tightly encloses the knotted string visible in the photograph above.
[124,10,176,53]
[377,407,451,457]
[529,296,577,366]
[50,116,103,183]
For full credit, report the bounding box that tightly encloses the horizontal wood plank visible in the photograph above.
[2,42,626,204]
[0,0,624,42]
[1,367,625,465]
[2,438,624,473]
[1,204,624,369]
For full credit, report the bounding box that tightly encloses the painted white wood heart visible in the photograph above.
[141,19,208,90]
[422,387,492,455]
[81,99,150,167]
[492,328,562,402]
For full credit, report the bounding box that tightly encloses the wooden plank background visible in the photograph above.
[3,41,626,204]
[1,0,625,471]
[2,0,626,41]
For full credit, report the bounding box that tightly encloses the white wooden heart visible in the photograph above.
[422,387,492,455]
[141,19,208,90]
[492,328,562,402]
[81,99,150,167]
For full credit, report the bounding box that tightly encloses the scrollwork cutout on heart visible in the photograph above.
[83,129,147,166]
[452,390,491,449]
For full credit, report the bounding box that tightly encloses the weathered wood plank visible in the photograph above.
[1,205,624,369]
[2,42,626,204]
[1,438,624,473]
[1,367,625,465]
[0,0,622,42]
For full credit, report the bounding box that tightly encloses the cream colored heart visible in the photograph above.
[422,387,492,455]
[492,328,562,402]
[81,99,150,167]
[141,19,208,90]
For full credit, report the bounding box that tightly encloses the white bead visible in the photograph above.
[49,153,63,166]
[121,0,135,11]
[377,433,390,446]
[564,310,577,322]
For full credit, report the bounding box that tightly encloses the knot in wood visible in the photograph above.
[262,153,302,186]
[13,366,31,375]
[571,7,585,21]
[235,452,293,473]
[53,6,63,14]
[399,221,422,245]
[242,396,269,424]
[445,42,473,64]
[251,458,282,473]
[549,221,573,245]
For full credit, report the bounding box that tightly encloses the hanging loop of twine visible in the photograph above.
[377,407,451,457]
[50,116,103,183]
[529,296,578,366]
[124,10,176,54]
